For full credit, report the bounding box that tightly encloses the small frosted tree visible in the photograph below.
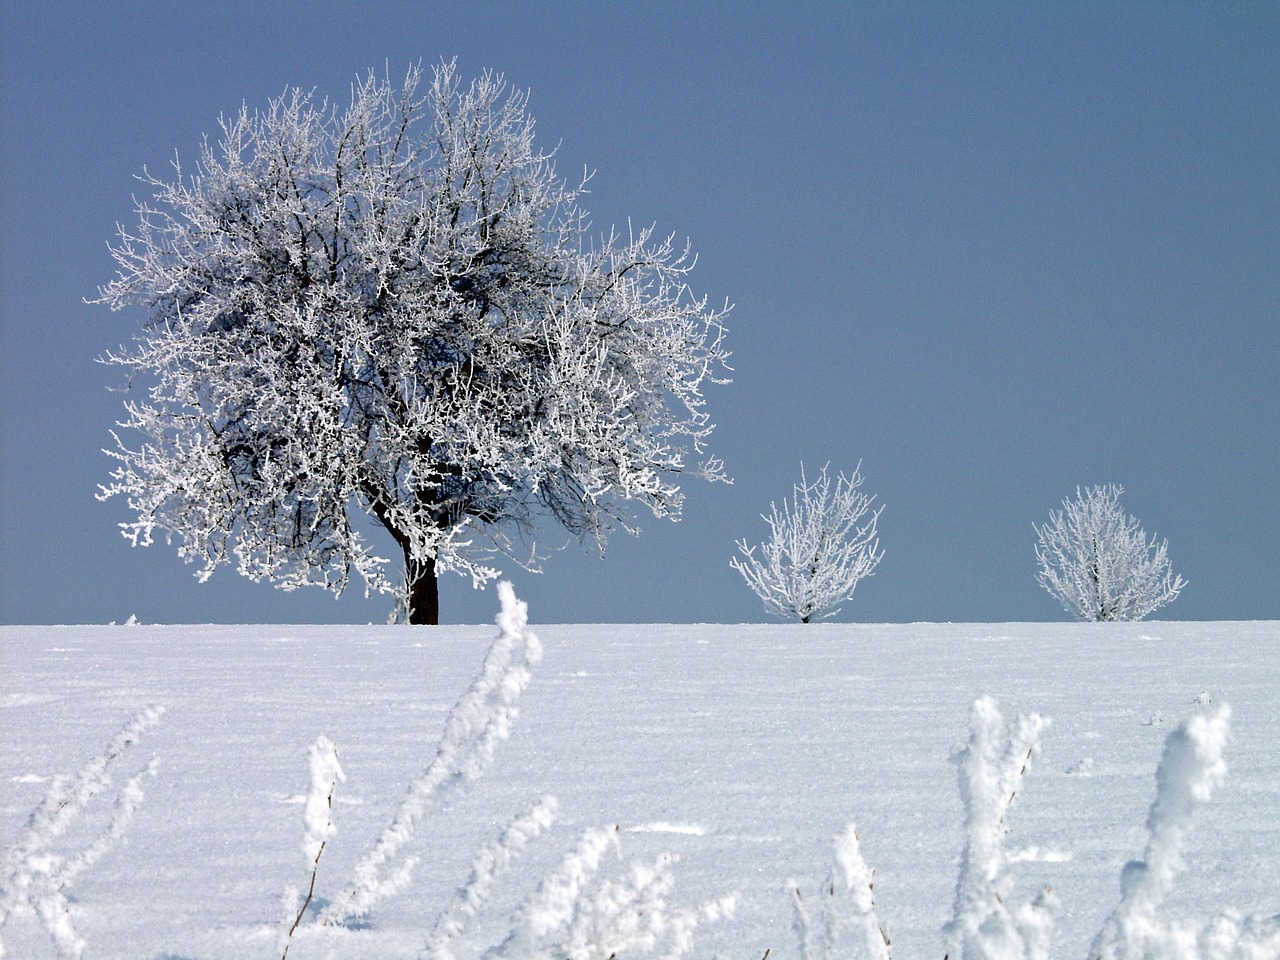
[94,61,730,624]
[1034,484,1186,622]
[731,462,883,623]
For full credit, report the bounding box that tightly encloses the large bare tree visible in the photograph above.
[96,62,730,623]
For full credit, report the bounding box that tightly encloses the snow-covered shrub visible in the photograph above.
[806,697,1279,960]
[0,705,163,960]
[1034,484,1185,621]
[732,462,884,622]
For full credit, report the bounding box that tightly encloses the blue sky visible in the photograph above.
[2,2,1276,624]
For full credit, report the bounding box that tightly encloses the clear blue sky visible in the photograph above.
[2,2,1276,624]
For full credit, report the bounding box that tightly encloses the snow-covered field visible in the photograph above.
[3,594,1278,959]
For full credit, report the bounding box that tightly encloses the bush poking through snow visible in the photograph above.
[1034,484,1185,622]
[812,697,1280,960]
[0,705,163,960]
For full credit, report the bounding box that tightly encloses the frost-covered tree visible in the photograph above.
[1034,484,1186,622]
[95,61,730,624]
[731,463,883,623]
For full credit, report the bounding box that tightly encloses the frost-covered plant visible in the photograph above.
[279,735,345,959]
[422,795,559,960]
[1034,484,1185,622]
[278,583,730,959]
[732,462,883,622]
[1090,702,1280,960]
[943,697,1055,960]
[808,697,1279,960]
[491,824,620,956]
[790,824,891,960]
[94,59,731,624]
[0,705,163,960]
[537,847,735,960]
[423,817,732,960]
[316,580,542,926]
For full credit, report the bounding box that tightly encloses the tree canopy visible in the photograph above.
[1034,484,1185,622]
[731,463,883,623]
[97,62,730,623]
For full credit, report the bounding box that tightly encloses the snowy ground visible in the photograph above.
[2,604,1278,959]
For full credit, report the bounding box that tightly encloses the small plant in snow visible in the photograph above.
[278,582,732,959]
[279,735,344,959]
[0,705,163,960]
[421,795,559,960]
[1034,484,1186,622]
[284,580,543,931]
[1089,701,1280,960]
[790,823,891,960]
[733,462,883,622]
[943,697,1056,960]
[807,697,1279,960]
[491,824,736,960]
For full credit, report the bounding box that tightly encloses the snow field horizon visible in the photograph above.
[2,606,1278,958]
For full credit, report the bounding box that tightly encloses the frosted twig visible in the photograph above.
[794,695,1280,960]
[944,696,1052,960]
[492,824,619,956]
[487,819,733,960]
[1090,702,1233,960]
[320,581,542,925]
[833,824,892,960]
[280,735,345,960]
[793,824,890,960]
[553,851,734,960]
[0,705,163,960]
[422,795,558,960]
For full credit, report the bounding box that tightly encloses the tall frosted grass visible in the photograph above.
[799,696,1279,960]
[4,603,1276,960]
[0,705,163,959]
[280,582,732,960]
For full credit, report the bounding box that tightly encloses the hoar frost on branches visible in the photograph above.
[732,462,883,622]
[95,60,730,623]
[1034,484,1185,622]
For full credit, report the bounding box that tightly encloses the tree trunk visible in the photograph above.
[367,490,441,625]
[405,553,439,625]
